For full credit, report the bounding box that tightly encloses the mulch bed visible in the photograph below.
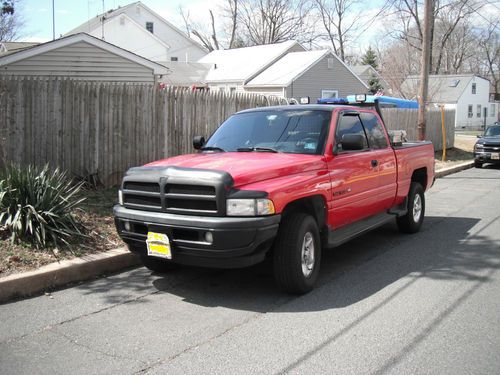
[0,188,124,278]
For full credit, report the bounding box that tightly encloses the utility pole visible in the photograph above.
[52,0,55,40]
[417,0,433,141]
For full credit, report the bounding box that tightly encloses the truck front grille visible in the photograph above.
[483,145,500,153]
[124,194,162,208]
[122,181,220,215]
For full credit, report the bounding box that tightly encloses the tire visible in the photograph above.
[273,213,321,294]
[474,160,483,168]
[140,254,178,273]
[397,182,425,234]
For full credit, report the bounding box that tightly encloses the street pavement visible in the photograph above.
[1,166,500,375]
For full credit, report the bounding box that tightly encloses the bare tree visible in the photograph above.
[0,0,23,42]
[440,21,476,73]
[432,0,483,73]
[180,7,219,51]
[238,0,315,45]
[314,0,389,62]
[379,41,421,98]
[478,20,500,95]
[387,0,484,73]
[225,0,239,48]
[180,0,239,51]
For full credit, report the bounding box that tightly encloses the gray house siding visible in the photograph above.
[286,55,367,100]
[0,41,156,82]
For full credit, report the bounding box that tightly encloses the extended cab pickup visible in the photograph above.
[114,100,435,294]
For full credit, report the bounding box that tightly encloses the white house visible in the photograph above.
[401,74,498,128]
[0,33,169,83]
[245,50,367,100]
[65,1,207,62]
[198,40,305,93]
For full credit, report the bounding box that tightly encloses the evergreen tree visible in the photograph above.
[368,75,384,94]
[361,46,378,69]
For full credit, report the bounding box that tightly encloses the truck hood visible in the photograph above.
[477,136,500,146]
[146,152,326,187]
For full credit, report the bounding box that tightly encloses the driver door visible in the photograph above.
[327,111,381,229]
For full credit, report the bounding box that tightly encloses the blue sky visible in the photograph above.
[20,0,199,41]
[19,0,401,52]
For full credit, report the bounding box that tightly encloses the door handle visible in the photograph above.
[371,159,378,168]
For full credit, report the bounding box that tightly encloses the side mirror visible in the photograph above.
[193,135,205,150]
[477,134,482,138]
[340,134,366,151]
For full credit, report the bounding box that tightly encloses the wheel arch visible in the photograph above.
[280,195,327,231]
[411,167,428,190]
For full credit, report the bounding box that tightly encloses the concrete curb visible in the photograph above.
[0,247,140,303]
[0,160,474,304]
[435,160,474,178]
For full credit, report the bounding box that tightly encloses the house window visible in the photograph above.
[229,87,236,93]
[170,57,178,62]
[477,104,481,117]
[468,105,473,118]
[218,86,225,92]
[146,22,154,33]
[472,83,476,94]
[491,104,496,116]
[321,90,338,99]
[327,58,334,69]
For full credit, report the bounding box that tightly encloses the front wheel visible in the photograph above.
[397,182,425,234]
[273,213,321,294]
[474,160,483,168]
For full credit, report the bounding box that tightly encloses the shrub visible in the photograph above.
[0,164,86,248]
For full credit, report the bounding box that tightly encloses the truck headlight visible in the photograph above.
[118,189,124,205]
[475,143,484,150]
[226,199,275,216]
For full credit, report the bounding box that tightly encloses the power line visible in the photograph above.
[464,2,500,32]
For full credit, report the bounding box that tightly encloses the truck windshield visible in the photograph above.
[484,126,500,137]
[205,110,331,154]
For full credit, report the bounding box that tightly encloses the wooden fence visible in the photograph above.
[0,77,454,186]
[381,107,455,151]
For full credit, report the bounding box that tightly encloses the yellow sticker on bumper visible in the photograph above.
[146,232,172,259]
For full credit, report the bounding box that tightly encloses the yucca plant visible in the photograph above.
[0,164,86,248]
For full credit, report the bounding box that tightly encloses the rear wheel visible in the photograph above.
[273,213,321,294]
[397,182,425,234]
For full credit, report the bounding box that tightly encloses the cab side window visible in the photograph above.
[336,114,369,152]
[360,113,389,149]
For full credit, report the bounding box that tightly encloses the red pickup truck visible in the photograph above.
[114,98,435,294]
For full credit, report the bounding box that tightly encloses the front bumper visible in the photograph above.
[474,151,500,164]
[114,205,281,268]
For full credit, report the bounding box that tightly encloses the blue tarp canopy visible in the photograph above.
[317,95,419,109]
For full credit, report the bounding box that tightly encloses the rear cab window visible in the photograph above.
[360,112,389,149]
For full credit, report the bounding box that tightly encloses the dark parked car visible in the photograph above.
[474,123,500,168]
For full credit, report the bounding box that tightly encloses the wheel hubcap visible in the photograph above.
[301,232,315,277]
[413,194,422,222]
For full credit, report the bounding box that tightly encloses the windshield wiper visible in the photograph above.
[237,147,279,153]
[200,146,225,152]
